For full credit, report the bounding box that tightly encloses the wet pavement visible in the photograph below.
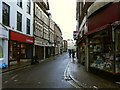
[68,57,120,89]
[1,52,120,89]
[2,53,74,88]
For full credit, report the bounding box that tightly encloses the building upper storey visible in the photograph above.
[0,0,33,36]
[33,0,49,16]
[34,3,49,26]
[54,23,62,37]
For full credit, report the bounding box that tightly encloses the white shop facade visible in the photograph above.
[0,23,9,68]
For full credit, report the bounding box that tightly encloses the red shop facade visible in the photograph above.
[9,30,34,65]
[87,2,120,81]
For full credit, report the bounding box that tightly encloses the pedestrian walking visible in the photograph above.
[68,49,71,58]
[72,49,75,61]
[60,48,62,55]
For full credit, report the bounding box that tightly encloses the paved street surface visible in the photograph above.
[2,53,75,88]
[69,58,120,89]
[2,52,120,89]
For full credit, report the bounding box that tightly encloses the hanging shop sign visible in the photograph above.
[73,31,78,40]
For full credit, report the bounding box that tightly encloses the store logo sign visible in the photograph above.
[26,39,33,43]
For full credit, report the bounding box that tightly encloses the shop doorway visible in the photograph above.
[9,41,33,65]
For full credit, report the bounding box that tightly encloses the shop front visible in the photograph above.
[88,25,114,72]
[0,23,9,68]
[49,43,55,56]
[87,24,120,81]
[34,37,44,60]
[9,31,34,65]
[87,2,120,81]
[35,45,44,60]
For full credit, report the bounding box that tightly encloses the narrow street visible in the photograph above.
[2,53,75,88]
[2,0,120,90]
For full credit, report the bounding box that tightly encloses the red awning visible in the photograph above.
[86,24,111,35]
[88,2,120,32]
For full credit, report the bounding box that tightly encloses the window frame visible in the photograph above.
[26,0,31,14]
[17,11,22,31]
[17,0,22,8]
[26,18,30,34]
[2,2,10,26]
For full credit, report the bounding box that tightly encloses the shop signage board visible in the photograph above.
[35,37,43,46]
[10,31,34,44]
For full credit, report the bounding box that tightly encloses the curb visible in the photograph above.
[2,60,47,73]
[67,64,88,89]
[68,68,89,89]
[2,64,31,73]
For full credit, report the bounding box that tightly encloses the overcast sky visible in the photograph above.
[48,0,76,40]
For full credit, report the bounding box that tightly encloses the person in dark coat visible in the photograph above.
[72,49,75,60]
[68,49,71,58]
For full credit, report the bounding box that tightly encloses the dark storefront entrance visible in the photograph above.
[45,47,51,58]
[35,46,44,60]
[9,41,33,62]
[9,31,34,65]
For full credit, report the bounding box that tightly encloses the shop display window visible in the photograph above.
[115,29,120,73]
[9,41,20,61]
[21,44,26,58]
[0,39,3,59]
[89,30,114,73]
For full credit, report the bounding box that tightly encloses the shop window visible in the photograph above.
[115,29,120,73]
[0,39,3,59]
[9,41,20,61]
[21,44,26,58]
[89,31,114,73]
